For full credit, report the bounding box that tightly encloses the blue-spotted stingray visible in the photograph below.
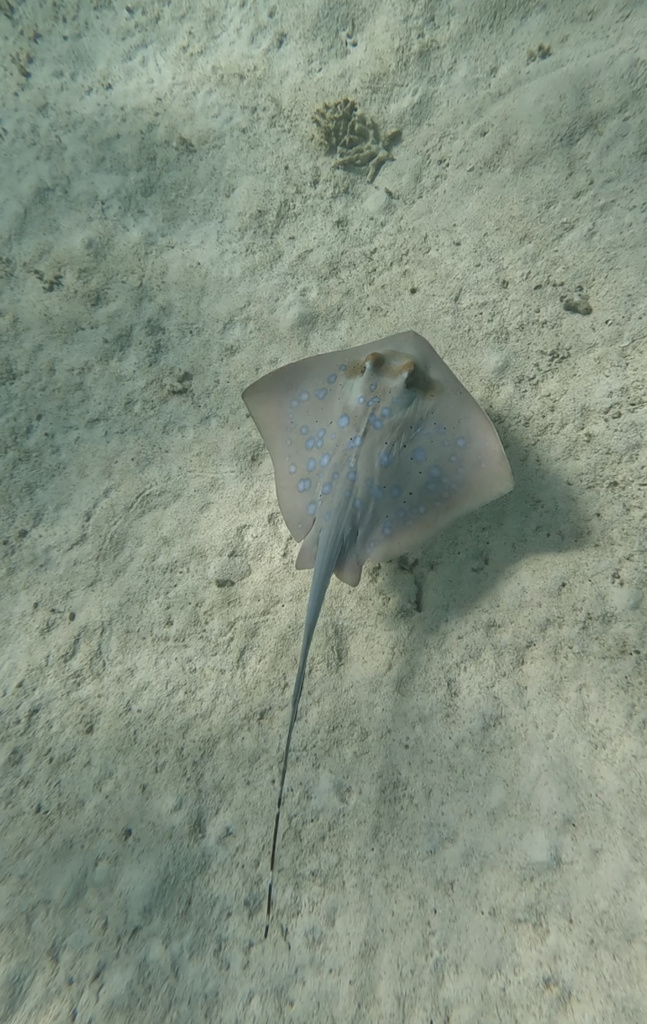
[243,331,513,936]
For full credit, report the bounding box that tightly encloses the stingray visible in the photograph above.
[242,330,513,936]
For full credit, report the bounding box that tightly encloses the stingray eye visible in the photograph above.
[364,352,384,373]
[400,359,416,386]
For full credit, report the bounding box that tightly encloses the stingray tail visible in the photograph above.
[264,508,354,938]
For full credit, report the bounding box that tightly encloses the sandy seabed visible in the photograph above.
[1,1,646,1021]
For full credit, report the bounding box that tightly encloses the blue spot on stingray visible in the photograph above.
[332,471,339,480]
[429,465,442,477]
[339,363,347,371]
[327,373,337,384]
[369,415,383,430]
[289,463,297,474]
[382,523,394,536]
[322,482,332,495]
[390,484,402,498]
[381,407,391,418]
[347,435,362,449]
[347,469,357,482]
[353,497,362,509]
[297,478,311,492]
[456,436,467,448]
[378,451,392,468]
[317,428,326,439]
[307,457,316,472]
[299,425,308,435]
[290,399,299,408]
[412,447,427,463]
[368,396,380,407]
[358,395,366,404]
[315,388,327,400]
[320,453,331,467]
[369,382,377,392]
[299,391,310,402]
[307,501,317,515]
[305,437,316,450]
[338,413,350,428]
[315,439,324,449]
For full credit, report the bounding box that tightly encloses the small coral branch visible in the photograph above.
[313,98,401,183]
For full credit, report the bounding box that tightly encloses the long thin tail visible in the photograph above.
[264,643,309,938]
[264,520,347,938]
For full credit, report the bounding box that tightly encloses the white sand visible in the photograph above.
[1,0,646,1020]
